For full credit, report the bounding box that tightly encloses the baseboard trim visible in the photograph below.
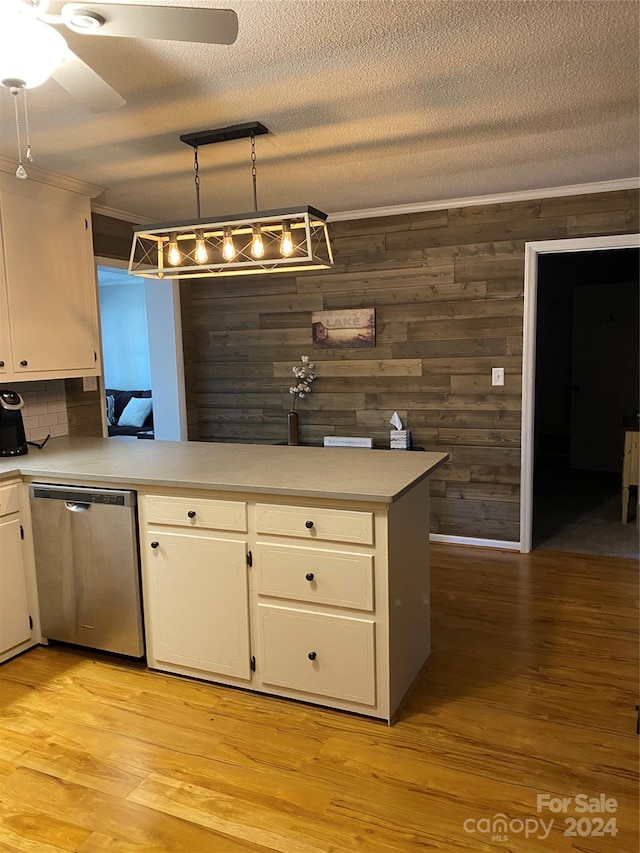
[430,533,521,551]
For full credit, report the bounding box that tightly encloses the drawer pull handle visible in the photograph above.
[305,572,315,582]
[0,361,4,367]
[150,541,159,549]
[20,360,28,367]
[305,520,314,529]
[187,510,197,518]
[308,651,317,661]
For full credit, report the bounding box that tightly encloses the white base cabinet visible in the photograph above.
[0,481,40,663]
[141,494,251,683]
[143,529,251,680]
[139,478,431,722]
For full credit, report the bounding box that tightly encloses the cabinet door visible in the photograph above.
[0,515,31,656]
[144,531,251,680]
[0,233,9,376]
[1,188,97,375]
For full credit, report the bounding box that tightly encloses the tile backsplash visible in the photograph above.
[0,380,69,442]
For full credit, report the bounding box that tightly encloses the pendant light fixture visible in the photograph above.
[128,122,333,279]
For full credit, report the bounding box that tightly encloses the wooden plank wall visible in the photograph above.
[183,191,638,541]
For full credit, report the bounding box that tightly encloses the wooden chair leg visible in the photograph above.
[622,485,629,524]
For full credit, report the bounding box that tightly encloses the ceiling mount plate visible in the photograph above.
[179,122,269,148]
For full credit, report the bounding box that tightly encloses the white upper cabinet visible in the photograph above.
[0,169,102,381]
[0,232,10,376]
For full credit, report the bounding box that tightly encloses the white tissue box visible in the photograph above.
[390,429,411,449]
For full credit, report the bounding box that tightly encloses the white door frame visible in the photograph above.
[94,256,188,441]
[520,233,640,552]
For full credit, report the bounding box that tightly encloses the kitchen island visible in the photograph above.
[0,437,447,722]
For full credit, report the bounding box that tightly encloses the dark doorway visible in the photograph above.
[533,248,639,558]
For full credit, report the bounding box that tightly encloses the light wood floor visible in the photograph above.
[0,544,637,852]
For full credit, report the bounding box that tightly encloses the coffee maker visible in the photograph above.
[0,390,28,456]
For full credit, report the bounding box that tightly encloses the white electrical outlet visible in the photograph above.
[491,367,505,387]
[82,376,98,392]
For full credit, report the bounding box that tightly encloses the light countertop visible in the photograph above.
[0,436,448,503]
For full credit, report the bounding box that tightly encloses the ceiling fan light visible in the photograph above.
[0,15,68,89]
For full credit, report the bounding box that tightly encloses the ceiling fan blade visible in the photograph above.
[60,3,238,45]
[51,50,126,112]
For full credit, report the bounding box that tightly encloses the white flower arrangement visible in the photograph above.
[289,355,317,410]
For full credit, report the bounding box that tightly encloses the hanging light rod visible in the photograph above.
[129,121,333,280]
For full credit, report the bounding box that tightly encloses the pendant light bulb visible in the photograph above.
[167,234,181,267]
[222,226,236,261]
[251,224,264,259]
[280,221,293,257]
[194,231,208,264]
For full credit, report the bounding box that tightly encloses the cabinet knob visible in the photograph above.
[150,541,159,549]
[20,360,28,367]
[0,361,4,368]
[187,510,196,518]
[305,520,314,529]
[305,572,315,582]
[308,651,317,661]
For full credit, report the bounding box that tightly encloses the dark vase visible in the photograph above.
[287,410,299,445]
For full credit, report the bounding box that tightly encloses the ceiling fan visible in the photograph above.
[0,1,238,112]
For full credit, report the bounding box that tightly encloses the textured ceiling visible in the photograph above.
[0,0,638,222]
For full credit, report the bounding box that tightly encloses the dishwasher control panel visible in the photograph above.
[30,484,136,507]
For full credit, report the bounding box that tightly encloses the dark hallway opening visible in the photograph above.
[533,247,639,558]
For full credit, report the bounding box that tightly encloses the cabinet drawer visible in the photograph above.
[144,495,247,532]
[255,503,373,545]
[258,604,375,706]
[255,543,374,611]
[0,483,20,517]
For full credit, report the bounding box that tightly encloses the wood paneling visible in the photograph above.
[181,189,639,541]
[0,546,637,852]
[64,378,102,437]
[91,212,135,261]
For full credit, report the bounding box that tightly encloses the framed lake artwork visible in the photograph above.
[312,308,376,349]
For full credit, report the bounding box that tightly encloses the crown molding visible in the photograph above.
[328,177,640,222]
[89,177,640,226]
[0,156,104,198]
[91,202,155,224]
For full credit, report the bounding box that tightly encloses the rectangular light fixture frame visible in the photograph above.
[129,206,333,279]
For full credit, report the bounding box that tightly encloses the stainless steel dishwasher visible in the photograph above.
[29,483,144,657]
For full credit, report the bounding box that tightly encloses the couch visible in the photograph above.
[106,389,154,438]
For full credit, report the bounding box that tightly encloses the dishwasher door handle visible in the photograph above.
[65,501,91,512]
